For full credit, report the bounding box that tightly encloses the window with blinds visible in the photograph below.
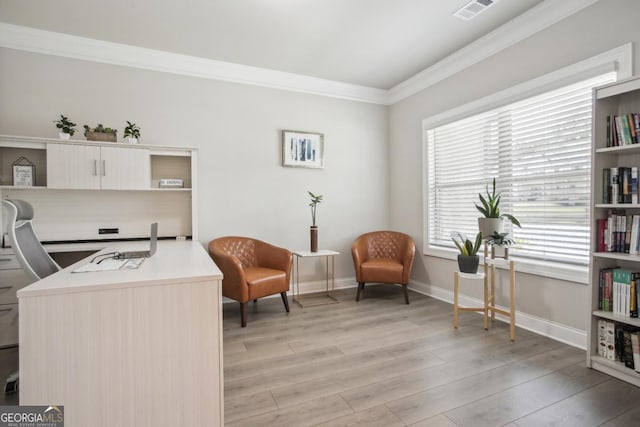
[426,72,616,267]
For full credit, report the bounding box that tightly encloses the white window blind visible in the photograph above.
[426,72,616,266]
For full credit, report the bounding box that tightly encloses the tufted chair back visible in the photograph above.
[351,231,415,304]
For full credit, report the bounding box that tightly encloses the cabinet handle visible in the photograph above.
[0,258,11,262]
[103,160,106,176]
[0,306,12,313]
[0,285,11,290]
[93,160,98,176]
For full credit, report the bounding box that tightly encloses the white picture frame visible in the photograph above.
[282,130,324,169]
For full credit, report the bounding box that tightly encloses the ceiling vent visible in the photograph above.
[453,0,499,21]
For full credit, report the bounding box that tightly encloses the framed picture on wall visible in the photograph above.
[282,130,324,169]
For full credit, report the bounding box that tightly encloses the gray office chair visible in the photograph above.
[2,199,60,282]
[2,199,60,395]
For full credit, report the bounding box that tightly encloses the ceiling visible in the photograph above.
[0,0,549,89]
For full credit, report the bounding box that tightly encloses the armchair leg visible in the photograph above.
[356,282,365,301]
[240,302,247,327]
[280,292,290,312]
[402,284,410,305]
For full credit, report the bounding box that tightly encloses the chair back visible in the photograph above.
[362,231,412,261]
[3,199,60,282]
[209,236,258,268]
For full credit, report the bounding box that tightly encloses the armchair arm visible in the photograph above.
[255,240,292,283]
[400,237,416,284]
[208,244,249,303]
[351,237,369,282]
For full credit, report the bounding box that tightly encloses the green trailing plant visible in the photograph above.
[123,121,141,139]
[53,114,76,136]
[475,177,521,227]
[451,231,483,256]
[83,124,117,137]
[487,231,515,246]
[308,191,323,226]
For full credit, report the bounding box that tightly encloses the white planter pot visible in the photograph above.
[478,217,504,239]
[58,132,71,140]
[126,137,139,144]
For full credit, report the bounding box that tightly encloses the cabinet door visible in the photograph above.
[47,143,101,189]
[100,146,150,190]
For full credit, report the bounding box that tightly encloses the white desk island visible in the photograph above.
[17,240,224,427]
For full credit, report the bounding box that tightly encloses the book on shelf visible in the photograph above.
[631,332,640,373]
[607,114,640,147]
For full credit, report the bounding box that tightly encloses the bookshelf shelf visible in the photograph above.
[588,75,640,386]
[595,144,640,154]
[592,252,640,261]
[592,310,640,328]
[590,356,640,387]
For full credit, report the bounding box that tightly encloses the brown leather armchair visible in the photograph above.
[351,231,415,304]
[208,236,292,327]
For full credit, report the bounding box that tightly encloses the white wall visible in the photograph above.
[0,47,389,282]
[389,0,640,334]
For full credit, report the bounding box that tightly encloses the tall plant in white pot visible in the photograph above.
[475,177,521,238]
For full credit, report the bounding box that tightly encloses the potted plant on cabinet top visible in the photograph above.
[123,121,141,144]
[308,191,323,252]
[84,124,118,142]
[53,115,76,139]
[475,177,521,238]
[452,231,483,274]
[487,231,515,259]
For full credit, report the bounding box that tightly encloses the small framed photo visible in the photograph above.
[282,130,324,169]
[12,156,35,186]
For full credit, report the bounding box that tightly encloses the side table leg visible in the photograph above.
[453,272,459,329]
[510,260,516,341]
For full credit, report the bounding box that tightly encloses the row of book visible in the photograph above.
[595,210,640,254]
[602,167,638,204]
[598,268,639,317]
[597,320,640,372]
[606,114,640,147]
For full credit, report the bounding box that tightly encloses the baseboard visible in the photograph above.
[408,280,587,350]
[222,278,357,304]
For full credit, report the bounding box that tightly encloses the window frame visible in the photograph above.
[421,44,632,284]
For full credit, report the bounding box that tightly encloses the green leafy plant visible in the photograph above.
[53,114,76,136]
[451,231,483,256]
[475,177,521,227]
[487,231,515,246]
[123,121,141,139]
[308,191,323,226]
[83,124,117,137]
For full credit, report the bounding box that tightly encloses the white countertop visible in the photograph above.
[17,240,222,298]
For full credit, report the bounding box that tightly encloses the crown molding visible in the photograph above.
[0,0,600,106]
[387,0,601,104]
[0,22,388,105]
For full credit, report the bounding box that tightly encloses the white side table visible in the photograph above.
[292,250,340,307]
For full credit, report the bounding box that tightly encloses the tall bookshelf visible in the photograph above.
[587,75,640,386]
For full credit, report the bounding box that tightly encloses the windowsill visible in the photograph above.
[423,246,588,285]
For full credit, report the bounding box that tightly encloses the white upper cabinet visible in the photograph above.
[47,143,150,190]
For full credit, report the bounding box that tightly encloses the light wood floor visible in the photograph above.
[2,285,639,425]
[222,286,640,427]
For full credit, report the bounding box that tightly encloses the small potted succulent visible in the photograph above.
[451,231,483,274]
[308,191,323,252]
[84,124,118,142]
[123,121,141,144]
[487,231,515,259]
[53,115,76,139]
[475,177,521,238]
